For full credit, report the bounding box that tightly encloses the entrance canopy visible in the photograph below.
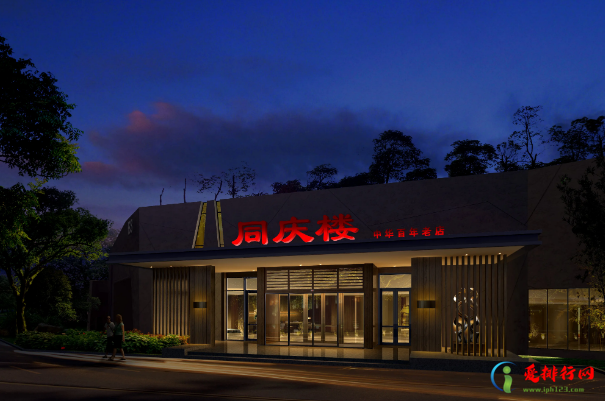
[108,230,540,273]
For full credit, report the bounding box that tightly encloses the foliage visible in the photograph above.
[444,139,496,177]
[548,120,590,163]
[271,179,304,194]
[24,268,77,326]
[49,244,112,326]
[194,163,256,200]
[0,181,42,253]
[337,172,381,188]
[558,157,605,313]
[223,164,256,198]
[369,130,434,184]
[403,165,437,181]
[510,105,545,169]
[306,164,338,190]
[495,140,522,172]
[15,329,187,354]
[193,173,223,201]
[0,187,110,333]
[0,275,13,312]
[0,36,82,179]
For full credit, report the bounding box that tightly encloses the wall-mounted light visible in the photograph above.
[417,300,436,308]
[193,302,207,309]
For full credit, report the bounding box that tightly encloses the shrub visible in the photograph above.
[15,330,187,354]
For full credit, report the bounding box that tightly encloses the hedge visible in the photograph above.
[16,329,187,354]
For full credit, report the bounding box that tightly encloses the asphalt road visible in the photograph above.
[1,340,604,401]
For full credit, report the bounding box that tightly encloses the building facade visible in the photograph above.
[106,159,604,358]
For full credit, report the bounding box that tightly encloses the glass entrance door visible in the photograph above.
[313,293,338,346]
[266,293,341,346]
[381,290,410,344]
[227,277,257,341]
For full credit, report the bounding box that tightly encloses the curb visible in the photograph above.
[0,338,24,350]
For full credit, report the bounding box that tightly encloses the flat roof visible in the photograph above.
[109,230,540,272]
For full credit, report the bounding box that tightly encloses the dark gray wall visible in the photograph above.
[109,264,153,333]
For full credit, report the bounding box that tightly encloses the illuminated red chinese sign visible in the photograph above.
[373,226,445,239]
[233,214,359,246]
[524,364,594,383]
[232,215,445,246]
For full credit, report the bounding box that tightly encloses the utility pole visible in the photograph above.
[183,178,187,203]
[160,188,164,205]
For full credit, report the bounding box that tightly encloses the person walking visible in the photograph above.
[102,315,115,359]
[108,314,126,361]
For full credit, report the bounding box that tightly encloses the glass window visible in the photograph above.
[246,278,257,291]
[227,278,244,290]
[529,289,547,348]
[380,274,411,288]
[342,293,364,346]
[226,290,244,340]
[547,289,568,349]
[568,289,590,351]
[590,290,604,351]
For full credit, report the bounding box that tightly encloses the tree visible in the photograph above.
[495,140,522,172]
[223,164,256,198]
[271,179,304,194]
[403,158,437,181]
[25,267,77,327]
[337,172,380,188]
[548,120,590,163]
[0,187,109,333]
[194,164,256,200]
[510,106,545,169]
[369,130,434,184]
[0,36,82,179]
[1,36,83,273]
[193,174,223,201]
[558,157,605,321]
[572,116,605,160]
[444,139,496,177]
[306,164,338,190]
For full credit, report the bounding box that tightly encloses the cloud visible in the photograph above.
[72,102,453,193]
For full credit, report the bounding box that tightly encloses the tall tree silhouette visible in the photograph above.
[369,130,435,184]
[510,106,545,169]
[444,139,496,177]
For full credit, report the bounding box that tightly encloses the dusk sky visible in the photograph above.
[1,0,605,231]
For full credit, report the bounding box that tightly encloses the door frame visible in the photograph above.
[265,292,341,347]
[379,274,412,345]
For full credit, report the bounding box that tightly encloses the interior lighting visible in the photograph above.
[498,252,502,255]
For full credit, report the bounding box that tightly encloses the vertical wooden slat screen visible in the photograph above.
[153,267,191,337]
[437,255,507,357]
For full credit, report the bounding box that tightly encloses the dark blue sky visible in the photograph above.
[1,0,605,229]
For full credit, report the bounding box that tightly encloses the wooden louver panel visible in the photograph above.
[289,269,312,290]
[338,267,363,289]
[442,255,506,357]
[313,269,338,289]
[265,266,364,291]
[266,270,289,291]
[153,267,190,336]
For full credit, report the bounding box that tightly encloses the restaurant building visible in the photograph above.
[106,159,604,358]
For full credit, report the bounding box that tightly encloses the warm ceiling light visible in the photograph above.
[299,264,302,266]
[498,252,502,255]
[150,266,153,268]
[170,266,172,267]
[319,264,322,265]
[465,254,468,256]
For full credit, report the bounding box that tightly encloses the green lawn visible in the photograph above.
[520,355,605,370]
